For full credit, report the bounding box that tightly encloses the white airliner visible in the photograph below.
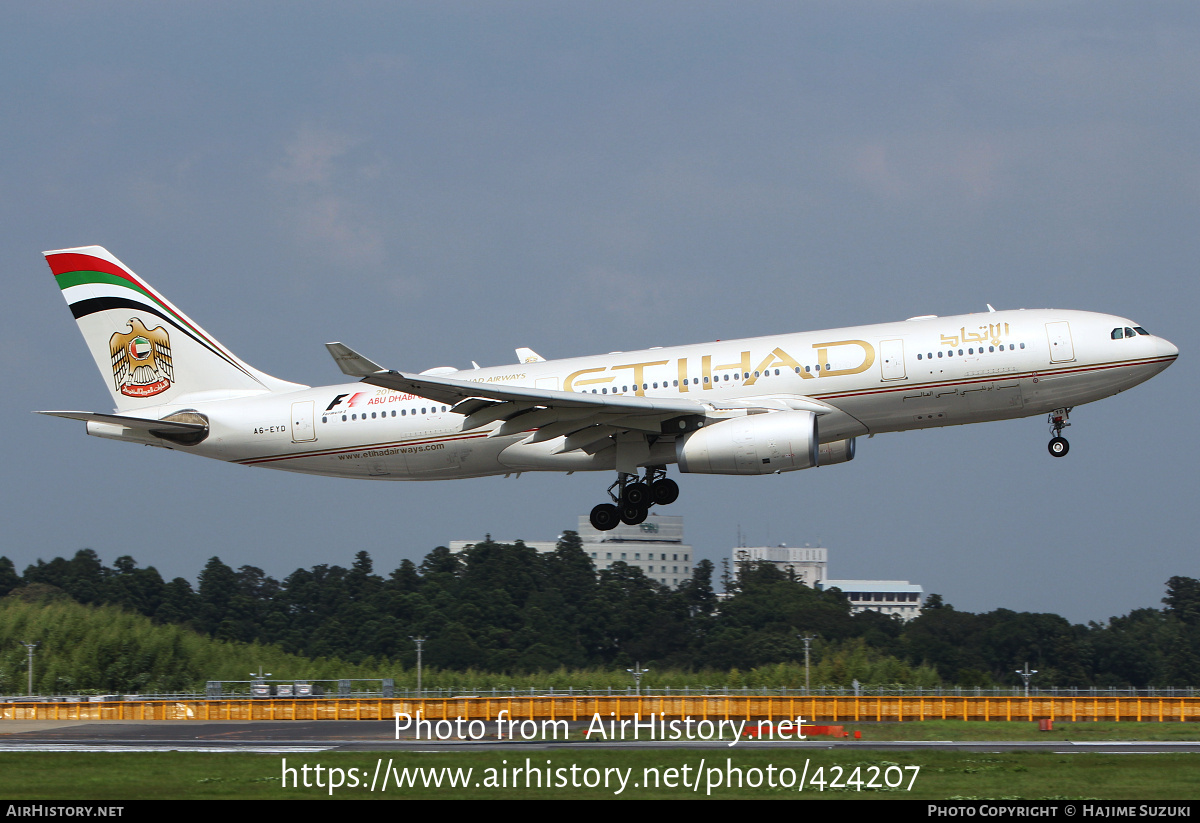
[40,246,1178,531]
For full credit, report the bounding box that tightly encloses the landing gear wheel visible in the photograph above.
[651,478,680,506]
[590,503,620,531]
[619,504,649,526]
[622,482,651,508]
[1048,436,1069,457]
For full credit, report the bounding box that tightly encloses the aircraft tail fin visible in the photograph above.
[45,246,304,412]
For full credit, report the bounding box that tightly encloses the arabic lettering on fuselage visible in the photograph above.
[939,323,1010,349]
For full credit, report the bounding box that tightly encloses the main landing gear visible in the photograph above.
[589,467,680,531]
[1047,407,1072,458]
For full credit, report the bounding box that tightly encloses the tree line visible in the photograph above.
[3,534,1199,689]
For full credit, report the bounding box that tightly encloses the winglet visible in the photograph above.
[515,347,546,363]
[325,342,387,377]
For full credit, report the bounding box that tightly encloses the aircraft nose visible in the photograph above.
[1157,336,1180,361]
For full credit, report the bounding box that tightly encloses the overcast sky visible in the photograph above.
[2,2,1196,624]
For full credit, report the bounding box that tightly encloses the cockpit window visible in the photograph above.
[1111,328,1124,339]
[1134,326,1150,336]
[1124,327,1135,338]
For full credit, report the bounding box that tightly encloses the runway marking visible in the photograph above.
[0,743,334,753]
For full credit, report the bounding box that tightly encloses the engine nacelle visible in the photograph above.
[675,411,818,475]
[818,437,856,466]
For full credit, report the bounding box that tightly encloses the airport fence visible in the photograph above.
[2,693,1199,723]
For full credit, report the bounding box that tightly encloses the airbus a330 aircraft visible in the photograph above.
[41,246,1178,531]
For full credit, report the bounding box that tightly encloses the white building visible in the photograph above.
[733,546,827,587]
[578,514,692,588]
[732,544,924,620]
[822,580,924,620]
[450,514,693,588]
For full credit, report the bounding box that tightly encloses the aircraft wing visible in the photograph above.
[325,343,863,454]
[326,342,709,447]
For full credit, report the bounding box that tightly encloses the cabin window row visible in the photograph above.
[322,406,450,423]
[581,366,841,393]
[917,343,1024,360]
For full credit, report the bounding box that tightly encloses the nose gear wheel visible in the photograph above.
[1046,408,1072,458]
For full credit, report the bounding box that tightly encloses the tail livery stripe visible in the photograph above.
[46,252,256,382]
[48,251,219,349]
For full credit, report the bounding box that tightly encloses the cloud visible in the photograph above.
[272,126,387,268]
[848,135,1005,205]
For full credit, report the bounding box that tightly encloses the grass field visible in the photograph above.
[828,719,1200,742]
[1,743,1198,800]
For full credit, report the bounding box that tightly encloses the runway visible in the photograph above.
[1,720,1198,754]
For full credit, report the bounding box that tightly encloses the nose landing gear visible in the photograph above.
[1047,407,1072,457]
[589,467,680,531]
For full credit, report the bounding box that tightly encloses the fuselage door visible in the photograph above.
[1045,322,1075,363]
[879,339,907,381]
[290,400,317,443]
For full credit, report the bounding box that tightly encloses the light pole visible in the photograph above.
[797,634,817,693]
[411,636,426,697]
[20,642,38,696]
[626,663,649,696]
[1015,662,1038,697]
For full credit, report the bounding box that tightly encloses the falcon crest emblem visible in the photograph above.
[110,318,174,398]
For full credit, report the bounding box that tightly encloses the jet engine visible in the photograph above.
[675,411,818,475]
[818,437,856,465]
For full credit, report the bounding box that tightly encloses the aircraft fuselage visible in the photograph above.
[91,307,1176,480]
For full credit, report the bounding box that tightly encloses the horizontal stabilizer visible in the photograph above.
[35,410,207,434]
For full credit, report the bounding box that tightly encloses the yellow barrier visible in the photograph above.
[0,695,1198,722]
